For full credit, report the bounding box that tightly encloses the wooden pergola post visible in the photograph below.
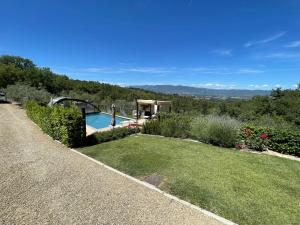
[135,98,139,122]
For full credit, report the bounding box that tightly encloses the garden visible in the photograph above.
[142,112,300,156]
[25,101,300,225]
[78,135,300,225]
[24,101,300,156]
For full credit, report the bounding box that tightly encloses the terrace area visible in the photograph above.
[48,97,172,135]
[134,99,172,119]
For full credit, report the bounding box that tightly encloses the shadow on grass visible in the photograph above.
[119,152,170,176]
[169,179,218,210]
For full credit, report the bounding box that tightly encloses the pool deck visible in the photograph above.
[86,124,98,136]
[86,117,146,136]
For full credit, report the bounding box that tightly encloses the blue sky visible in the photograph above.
[0,0,299,90]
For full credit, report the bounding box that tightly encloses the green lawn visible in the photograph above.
[78,135,300,225]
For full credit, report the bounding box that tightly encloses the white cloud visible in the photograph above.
[192,83,237,89]
[188,67,264,75]
[248,84,270,89]
[264,52,300,59]
[123,67,175,74]
[237,68,264,74]
[212,49,232,56]
[118,62,136,66]
[62,66,176,74]
[82,67,124,73]
[57,65,265,77]
[245,32,286,47]
[108,82,128,87]
[284,40,300,48]
[248,84,291,90]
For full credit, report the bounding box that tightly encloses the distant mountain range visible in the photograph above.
[132,85,271,99]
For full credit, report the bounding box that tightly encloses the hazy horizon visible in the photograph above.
[129,84,274,91]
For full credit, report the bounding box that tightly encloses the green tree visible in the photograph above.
[5,83,51,104]
[0,55,35,70]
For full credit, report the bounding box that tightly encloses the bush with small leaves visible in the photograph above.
[190,115,242,148]
[86,127,138,145]
[25,101,85,147]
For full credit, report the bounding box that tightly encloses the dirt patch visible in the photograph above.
[144,174,165,187]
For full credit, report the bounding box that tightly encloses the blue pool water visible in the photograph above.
[86,113,129,129]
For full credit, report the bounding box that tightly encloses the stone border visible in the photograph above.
[25,106,235,224]
[27,112,237,224]
[68,147,237,225]
[263,150,300,162]
[24,108,297,225]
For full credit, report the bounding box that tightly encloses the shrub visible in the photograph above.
[141,119,161,135]
[25,101,85,147]
[141,113,191,138]
[248,115,298,131]
[239,127,269,151]
[190,115,242,147]
[240,125,300,156]
[86,127,138,145]
[160,116,191,138]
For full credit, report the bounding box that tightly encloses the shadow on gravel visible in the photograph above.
[0,101,11,104]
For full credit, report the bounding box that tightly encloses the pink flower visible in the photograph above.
[261,133,268,139]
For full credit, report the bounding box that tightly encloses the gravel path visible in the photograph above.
[0,104,226,225]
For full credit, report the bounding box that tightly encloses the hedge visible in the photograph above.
[25,101,85,147]
[85,127,138,145]
[141,113,191,138]
[240,125,300,156]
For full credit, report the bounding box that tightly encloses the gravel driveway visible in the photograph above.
[0,104,226,225]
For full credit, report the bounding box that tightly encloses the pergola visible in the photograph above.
[135,99,171,119]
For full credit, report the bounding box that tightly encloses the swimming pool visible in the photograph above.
[86,113,129,129]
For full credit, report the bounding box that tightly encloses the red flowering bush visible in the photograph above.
[240,127,269,151]
[240,125,300,156]
[261,133,268,139]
